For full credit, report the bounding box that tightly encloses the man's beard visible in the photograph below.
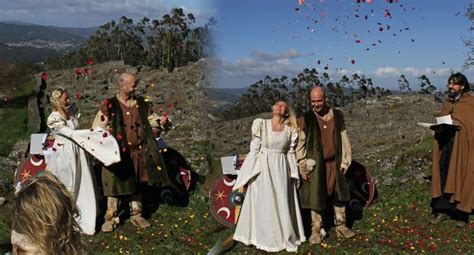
[314,105,329,116]
[448,89,461,102]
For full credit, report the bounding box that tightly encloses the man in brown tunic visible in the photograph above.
[430,73,474,228]
[297,86,355,244]
[93,73,171,232]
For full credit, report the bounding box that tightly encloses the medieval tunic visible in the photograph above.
[297,108,352,211]
[431,94,474,213]
[96,96,170,197]
[233,119,305,252]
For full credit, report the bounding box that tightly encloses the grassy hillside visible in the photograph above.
[0,61,472,254]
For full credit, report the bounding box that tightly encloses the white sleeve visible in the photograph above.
[287,128,299,180]
[47,112,74,137]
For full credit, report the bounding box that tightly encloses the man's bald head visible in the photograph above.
[310,86,325,98]
[118,72,137,95]
[310,86,326,113]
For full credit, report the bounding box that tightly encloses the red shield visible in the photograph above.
[14,155,47,189]
[208,175,246,228]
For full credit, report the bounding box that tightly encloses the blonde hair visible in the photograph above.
[12,172,83,254]
[50,88,70,119]
[276,100,299,130]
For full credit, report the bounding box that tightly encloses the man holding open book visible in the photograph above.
[430,73,473,228]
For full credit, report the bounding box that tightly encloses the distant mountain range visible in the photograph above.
[0,42,62,63]
[0,21,98,63]
[206,87,247,103]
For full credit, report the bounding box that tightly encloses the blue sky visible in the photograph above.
[214,0,473,90]
[0,0,215,27]
[0,0,471,91]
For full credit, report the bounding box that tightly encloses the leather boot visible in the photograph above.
[130,199,150,228]
[430,213,449,224]
[309,210,323,244]
[334,206,355,238]
[101,197,119,233]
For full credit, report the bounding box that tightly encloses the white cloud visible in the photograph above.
[252,48,301,62]
[373,66,454,78]
[374,66,401,77]
[213,49,305,88]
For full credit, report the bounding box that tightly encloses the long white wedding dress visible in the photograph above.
[47,111,120,235]
[233,118,306,252]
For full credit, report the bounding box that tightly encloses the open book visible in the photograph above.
[417,115,458,130]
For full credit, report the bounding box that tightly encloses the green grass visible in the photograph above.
[2,170,473,254]
[0,79,36,156]
[1,89,472,253]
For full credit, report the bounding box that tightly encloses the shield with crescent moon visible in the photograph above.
[209,154,248,228]
[208,175,247,228]
[14,154,47,190]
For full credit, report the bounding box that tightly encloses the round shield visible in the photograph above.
[345,160,377,207]
[160,147,193,192]
[208,175,246,228]
[14,154,47,190]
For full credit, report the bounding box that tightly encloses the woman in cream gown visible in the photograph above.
[46,88,120,235]
[233,101,305,252]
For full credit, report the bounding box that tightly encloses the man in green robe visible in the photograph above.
[93,73,171,232]
[297,86,355,244]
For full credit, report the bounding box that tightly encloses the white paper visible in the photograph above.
[435,115,453,125]
[417,115,457,129]
[29,133,48,155]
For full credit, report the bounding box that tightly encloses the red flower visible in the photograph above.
[117,133,122,141]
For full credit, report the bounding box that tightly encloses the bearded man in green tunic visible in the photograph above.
[296,86,355,244]
[93,73,171,232]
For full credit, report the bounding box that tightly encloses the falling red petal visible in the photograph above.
[351,60,356,64]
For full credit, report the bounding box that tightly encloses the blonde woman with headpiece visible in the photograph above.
[46,88,121,235]
[47,87,96,235]
[11,172,84,254]
[232,100,306,252]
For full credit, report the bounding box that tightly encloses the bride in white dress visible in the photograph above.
[46,88,120,235]
[233,100,306,252]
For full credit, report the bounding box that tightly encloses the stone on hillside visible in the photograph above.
[207,113,221,122]
[0,197,5,205]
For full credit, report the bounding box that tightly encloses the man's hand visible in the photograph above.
[341,167,349,175]
[301,173,311,182]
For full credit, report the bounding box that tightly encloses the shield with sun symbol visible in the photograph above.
[209,154,247,228]
[208,175,247,228]
[14,154,47,191]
